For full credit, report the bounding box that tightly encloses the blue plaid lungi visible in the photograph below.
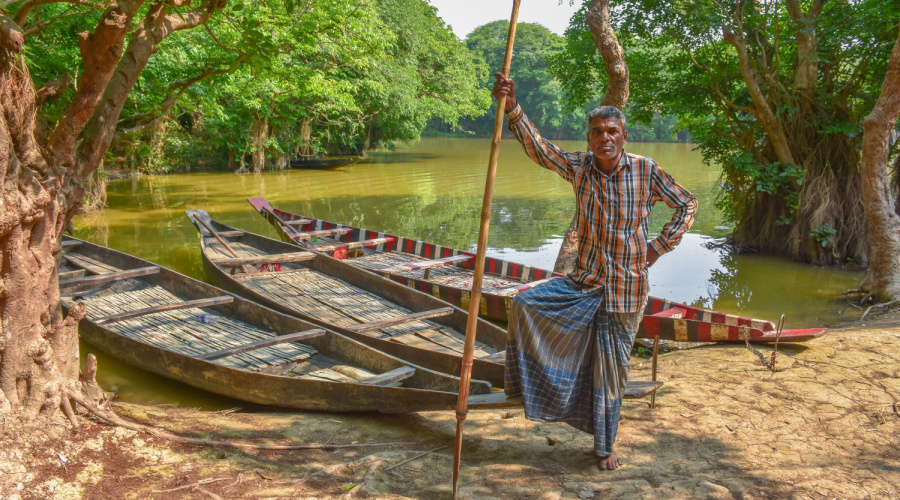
[504,277,641,456]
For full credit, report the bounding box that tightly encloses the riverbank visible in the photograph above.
[3,312,898,499]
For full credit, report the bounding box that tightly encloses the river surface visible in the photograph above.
[73,137,864,408]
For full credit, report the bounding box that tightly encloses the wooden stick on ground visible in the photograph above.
[451,2,521,498]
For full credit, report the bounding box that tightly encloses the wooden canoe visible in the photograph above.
[60,237,501,413]
[247,198,827,343]
[185,209,514,388]
[290,156,364,169]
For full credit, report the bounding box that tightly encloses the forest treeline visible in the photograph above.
[16,0,900,269]
[22,1,685,177]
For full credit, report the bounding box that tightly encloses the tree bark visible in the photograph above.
[786,0,824,109]
[722,26,796,167]
[251,115,268,173]
[860,31,900,302]
[554,0,629,274]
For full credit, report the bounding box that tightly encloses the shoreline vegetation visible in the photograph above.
[3,312,898,498]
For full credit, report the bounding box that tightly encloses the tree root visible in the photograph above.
[860,299,900,321]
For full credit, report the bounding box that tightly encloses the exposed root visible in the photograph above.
[860,299,900,321]
[150,477,229,494]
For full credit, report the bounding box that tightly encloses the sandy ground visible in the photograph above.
[2,313,898,499]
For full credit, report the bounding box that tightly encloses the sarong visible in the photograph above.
[504,277,640,456]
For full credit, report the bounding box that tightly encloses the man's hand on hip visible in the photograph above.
[492,73,518,111]
[647,247,661,268]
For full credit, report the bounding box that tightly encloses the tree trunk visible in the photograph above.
[1,19,88,417]
[251,115,268,173]
[554,0,629,274]
[860,31,900,302]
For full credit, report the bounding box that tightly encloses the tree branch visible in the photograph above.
[45,0,145,170]
[12,0,105,26]
[722,23,796,165]
[585,0,628,108]
[72,0,227,182]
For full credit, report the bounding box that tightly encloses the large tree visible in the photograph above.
[860,29,900,302]
[552,0,899,288]
[0,0,226,417]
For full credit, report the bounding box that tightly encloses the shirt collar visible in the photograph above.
[589,150,630,178]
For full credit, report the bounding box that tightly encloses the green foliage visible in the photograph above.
[17,0,490,173]
[810,224,837,248]
[553,0,900,263]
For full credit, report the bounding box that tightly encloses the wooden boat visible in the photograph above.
[185,209,514,388]
[59,237,500,413]
[290,156,364,169]
[247,197,827,343]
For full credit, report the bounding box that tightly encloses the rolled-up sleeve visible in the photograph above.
[506,105,579,183]
[649,165,698,255]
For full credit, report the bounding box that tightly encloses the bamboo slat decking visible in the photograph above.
[204,236,497,359]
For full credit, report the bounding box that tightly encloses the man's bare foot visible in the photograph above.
[596,453,622,470]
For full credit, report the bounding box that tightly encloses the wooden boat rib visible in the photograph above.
[61,237,499,413]
[185,209,510,388]
[248,197,827,343]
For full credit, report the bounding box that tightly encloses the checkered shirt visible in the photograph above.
[506,105,698,313]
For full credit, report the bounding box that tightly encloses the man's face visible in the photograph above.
[588,116,628,171]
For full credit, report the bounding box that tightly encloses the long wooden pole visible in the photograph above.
[451,2,521,497]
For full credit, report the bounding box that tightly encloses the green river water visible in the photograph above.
[73,137,864,409]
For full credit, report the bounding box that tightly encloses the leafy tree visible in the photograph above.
[461,21,585,139]
[553,0,899,268]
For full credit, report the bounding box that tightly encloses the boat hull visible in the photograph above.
[186,210,510,388]
[63,237,493,412]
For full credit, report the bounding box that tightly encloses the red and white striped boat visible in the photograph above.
[248,197,826,343]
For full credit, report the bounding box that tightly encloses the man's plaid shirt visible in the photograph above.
[507,105,698,313]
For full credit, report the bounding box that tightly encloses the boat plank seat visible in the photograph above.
[308,237,395,253]
[653,307,687,319]
[479,350,505,363]
[288,227,353,240]
[63,253,123,274]
[59,266,161,292]
[199,328,326,361]
[61,240,82,248]
[282,218,313,226]
[359,366,416,386]
[59,269,86,280]
[375,254,474,276]
[204,230,244,238]
[212,251,317,267]
[347,307,455,334]
[94,296,234,325]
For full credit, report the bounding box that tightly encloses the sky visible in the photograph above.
[428,0,581,39]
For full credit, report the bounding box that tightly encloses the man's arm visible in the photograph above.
[648,165,698,264]
[492,73,579,182]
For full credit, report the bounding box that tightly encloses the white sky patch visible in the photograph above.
[428,0,581,39]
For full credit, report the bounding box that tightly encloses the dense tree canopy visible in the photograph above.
[22,0,492,174]
[554,0,900,266]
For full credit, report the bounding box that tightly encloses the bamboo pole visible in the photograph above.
[451,2,521,497]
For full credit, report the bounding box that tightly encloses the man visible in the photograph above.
[494,73,698,470]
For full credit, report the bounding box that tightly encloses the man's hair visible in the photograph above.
[587,106,627,129]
